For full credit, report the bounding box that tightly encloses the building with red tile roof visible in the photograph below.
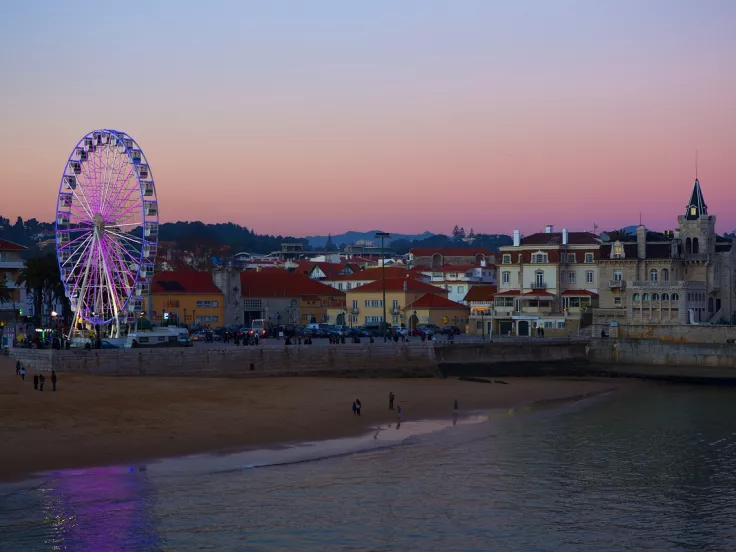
[238,270,345,326]
[149,270,224,326]
[405,293,469,331]
[409,247,496,269]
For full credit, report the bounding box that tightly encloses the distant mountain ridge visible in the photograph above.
[305,230,435,248]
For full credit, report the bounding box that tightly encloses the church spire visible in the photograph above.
[685,178,707,220]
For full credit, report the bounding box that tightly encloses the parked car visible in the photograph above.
[418,324,440,336]
[441,325,462,336]
[394,327,409,336]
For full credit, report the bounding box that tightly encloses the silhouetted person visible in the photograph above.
[39,374,45,391]
[355,399,361,416]
[601,329,607,338]
[20,367,26,381]
[352,401,357,416]
[51,370,57,392]
[33,374,39,390]
[389,392,395,410]
[16,360,20,375]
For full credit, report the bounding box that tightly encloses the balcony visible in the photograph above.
[391,307,401,315]
[632,280,686,289]
[608,279,626,289]
[684,253,711,263]
[0,260,24,269]
[530,282,547,290]
[351,307,359,314]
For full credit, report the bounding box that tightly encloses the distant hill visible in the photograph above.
[305,230,435,248]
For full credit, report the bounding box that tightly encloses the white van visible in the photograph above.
[124,328,192,348]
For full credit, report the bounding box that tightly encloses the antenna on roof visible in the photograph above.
[639,212,642,226]
[695,149,699,180]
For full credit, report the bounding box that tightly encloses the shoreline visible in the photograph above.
[0,356,640,483]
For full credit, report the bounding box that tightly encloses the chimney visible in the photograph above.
[545,224,554,234]
[636,225,647,260]
[562,228,568,245]
[513,230,520,247]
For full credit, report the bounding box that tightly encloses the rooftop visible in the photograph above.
[151,271,222,294]
[409,247,495,257]
[0,239,26,252]
[349,278,446,294]
[241,270,344,297]
[515,232,600,246]
[406,293,467,310]
[463,285,498,302]
[334,266,423,281]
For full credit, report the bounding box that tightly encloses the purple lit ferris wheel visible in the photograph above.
[55,130,159,336]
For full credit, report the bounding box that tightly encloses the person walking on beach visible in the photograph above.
[51,370,57,392]
[20,367,26,381]
[39,373,45,391]
[352,401,358,416]
[389,392,395,410]
[16,360,20,375]
[355,399,362,416]
[33,374,39,390]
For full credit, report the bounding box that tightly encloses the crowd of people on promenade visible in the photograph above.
[15,360,57,391]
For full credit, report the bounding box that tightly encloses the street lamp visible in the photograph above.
[375,232,391,342]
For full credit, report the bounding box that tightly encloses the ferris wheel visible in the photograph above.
[55,129,159,337]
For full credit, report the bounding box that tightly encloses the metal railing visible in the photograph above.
[608,279,625,288]
[530,282,547,290]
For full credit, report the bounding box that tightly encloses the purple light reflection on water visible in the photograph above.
[39,465,164,552]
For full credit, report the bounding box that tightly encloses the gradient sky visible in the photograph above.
[1,1,735,237]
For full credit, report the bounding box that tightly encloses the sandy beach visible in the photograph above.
[0,355,633,481]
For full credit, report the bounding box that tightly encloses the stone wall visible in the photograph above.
[587,338,736,368]
[10,344,441,378]
[591,322,736,343]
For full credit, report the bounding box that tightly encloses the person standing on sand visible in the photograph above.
[16,360,20,375]
[20,367,26,381]
[389,392,395,410]
[51,370,57,392]
[352,401,357,416]
[39,373,45,391]
[356,399,362,416]
[33,374,39,390]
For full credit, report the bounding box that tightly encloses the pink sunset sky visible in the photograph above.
[1,1,735,237]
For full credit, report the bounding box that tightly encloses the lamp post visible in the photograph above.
[481,310,485,341]
[375,232,391,342]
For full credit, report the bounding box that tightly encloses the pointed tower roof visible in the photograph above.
[685,179,707,220]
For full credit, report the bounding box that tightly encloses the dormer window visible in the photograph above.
[532,252,548,264]
[567,253,576,263]
[584,253,594,264]
[502,254,511,265]
[690,206,697,216]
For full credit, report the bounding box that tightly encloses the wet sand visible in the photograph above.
[0,356,633,481]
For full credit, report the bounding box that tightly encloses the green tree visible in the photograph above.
[16,252,69,326]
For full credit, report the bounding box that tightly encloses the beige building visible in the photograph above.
[493,226,600,336]
[408,247,496,269]
[594,179,736,333]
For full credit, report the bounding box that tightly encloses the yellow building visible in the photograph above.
[405,293,470,330]
[339,277,448,328]
[149,270,224,327]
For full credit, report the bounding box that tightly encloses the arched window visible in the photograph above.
[672,293,679,301]
[652,293,660,301]
[649,268,658,282]
[693,237,699,254]
[662,293,670,301]
[534,270,544,288]
[643,293,650,301]
[686,238,692,254]
[661,268,669,282]
[633,293,641,301]
[431,253,443,269]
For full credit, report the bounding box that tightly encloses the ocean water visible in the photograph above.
[2,384,736,551]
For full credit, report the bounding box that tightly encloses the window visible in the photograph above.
[649,268,658,282]
[643,293,650,301]
[567,253,576,263]
[337,283,344,290]
[457,286,465,294]
[614,297,622,305]
[502,254,511,264]
[661,268,669,282]
[535,271,544,288]
[449,273,458,278]
[652,293,660,301]
[243,299,262,309]
[502,271,510,284]
[346,283,352,290]
[392,299,399,309]
[197,315,219,323]
[612,241,625,259]
[365,316,384,324]
[633,293,640,301]
[613,270,623,281]
[195,299,219,309]
[557,321,566,329]
[447,286,453,293]
[584,253,594,264]
[568,272,576,284]
[532,253,548,264]
[585,271,594,284]
[662,293,670,301]
[392,316,399,324]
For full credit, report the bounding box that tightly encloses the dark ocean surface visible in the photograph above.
[2,384,735,551]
